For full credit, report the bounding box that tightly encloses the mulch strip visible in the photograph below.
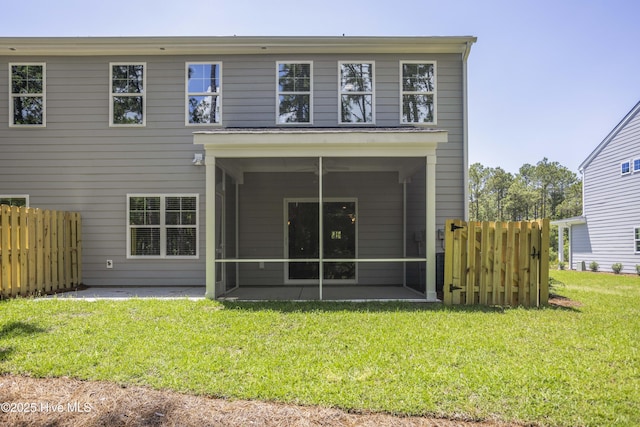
[0,375,518,426]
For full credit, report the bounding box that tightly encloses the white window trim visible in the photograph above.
[9,63,46,128]
[109,62,146,127]
[126,194,199,259]
[185,62,222,127]
[338,61,375,125]
[633,158,640,173]
[283,197,358,285]
[0,195,29,207]
[399,60,437,125]
[635,226,640,254]
[621,160,631,176]
[276,61,313,125]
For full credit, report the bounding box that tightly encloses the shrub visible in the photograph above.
[636,265,640,276]
[558,262,566,270]
[612,263,623,274]
[589,261,599,272]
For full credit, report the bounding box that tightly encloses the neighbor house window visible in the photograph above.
[401,61,436,124]
[10,63,45,126]
[0,196,28,207]
[634,159,640,172]
[186,62,221,125]
[110,63,145,126]
[127,195,198,258]
[635,228,640,253]
[339,62,374,123]
[621,161,631,175]
[277,62,312,123]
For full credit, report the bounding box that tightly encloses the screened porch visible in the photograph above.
[194,128,446,301]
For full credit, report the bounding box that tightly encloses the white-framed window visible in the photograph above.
[621,161,631,175]
[0,195,29,207]
[110,63,146,126]
[400,61,436,124]
[635,227,640,253]
[127,194,199,259]
[277,61,312,124]
[9,63,45,126]
[339,61,374,124]
[633,159,640,173]
[186,62,221,125]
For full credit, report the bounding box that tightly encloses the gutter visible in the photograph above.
[462,41,473,220]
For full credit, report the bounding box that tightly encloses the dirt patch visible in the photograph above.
[548,295,582,308]
[0,375,519,426]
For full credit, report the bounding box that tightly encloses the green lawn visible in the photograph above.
[1,270,639,426]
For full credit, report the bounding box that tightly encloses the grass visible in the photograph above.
[1,270,639,426]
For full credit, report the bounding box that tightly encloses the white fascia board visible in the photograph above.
[194,129,448,158]
[579,100,640,172]
[550,216,587,227]
[0,36,477,56]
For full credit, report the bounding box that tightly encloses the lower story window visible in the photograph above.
[0,195,28,207]
[635,227,640,253]
[127,194,198,258]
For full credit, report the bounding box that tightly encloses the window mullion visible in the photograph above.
[160,196,167,258]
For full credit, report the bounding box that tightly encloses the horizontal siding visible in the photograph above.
[0,49,466,287]
[578,107,640,273]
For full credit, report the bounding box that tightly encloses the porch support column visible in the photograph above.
[205,155,216,299]
[425,155,438,301]
[318,156,324,300]
[557,225,565,265]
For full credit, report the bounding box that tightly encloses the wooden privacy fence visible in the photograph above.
[444,219,549,307]
[0,205,82,298]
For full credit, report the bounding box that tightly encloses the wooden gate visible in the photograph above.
[443,219,549,307]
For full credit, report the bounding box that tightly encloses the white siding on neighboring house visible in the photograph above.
[573,102,640,273]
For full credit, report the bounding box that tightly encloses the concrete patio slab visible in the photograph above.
[43,286,206,300]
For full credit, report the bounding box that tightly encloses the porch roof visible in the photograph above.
[193,127,448,158]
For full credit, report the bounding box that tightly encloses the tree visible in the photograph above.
[468,163,489,220]
[469,158,581,222]
[487,167,513,221]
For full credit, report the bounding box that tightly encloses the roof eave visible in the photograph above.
[0,36,477,56]
[579,100,640,172]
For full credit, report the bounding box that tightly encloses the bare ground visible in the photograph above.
[0,375,520,427]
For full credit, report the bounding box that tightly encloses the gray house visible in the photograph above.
[553,100,640,273]
[0,36,476,300]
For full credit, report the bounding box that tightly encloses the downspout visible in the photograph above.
[462,41,472,221]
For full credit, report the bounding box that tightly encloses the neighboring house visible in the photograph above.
[553,100,640,273]
[0,36,476,300]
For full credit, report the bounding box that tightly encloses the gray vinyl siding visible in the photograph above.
[0,50,466,287]
[578,107,640,273]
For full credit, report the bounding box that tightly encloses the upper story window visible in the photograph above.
[127,194,198,259]
[9,63,45,126]
[621,161,631,175]
[339,62,374,124]
[110,63,145,126]
[634,159,640,172]
[277,62,312,124]
[186,62,221,125]
[401,61,436,124]
[0,195,28,207]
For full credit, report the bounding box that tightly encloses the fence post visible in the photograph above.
[539,219,550,304]
[1,205,10,298]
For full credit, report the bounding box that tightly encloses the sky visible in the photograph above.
[3,0,640,174]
